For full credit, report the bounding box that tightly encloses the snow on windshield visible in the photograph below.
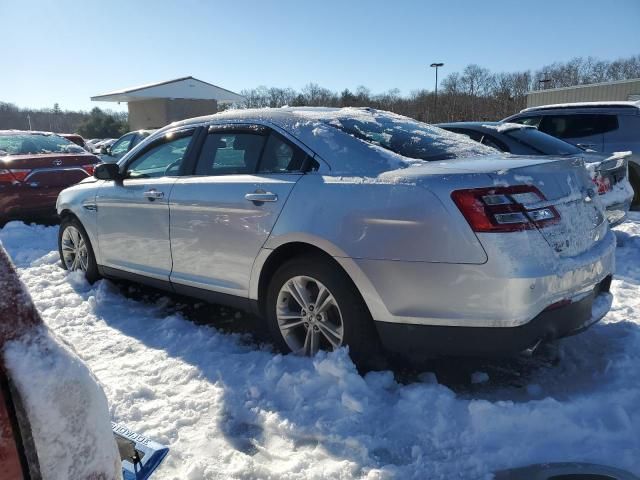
[293,108,497,162]
[0,133,85,155]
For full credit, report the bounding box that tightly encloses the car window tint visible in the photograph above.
[258,133,308,173]
[195,132,265,175]
[504,128,582,155]
[111,135,133,157]
[539,114,618,139]
[127,135,192,179]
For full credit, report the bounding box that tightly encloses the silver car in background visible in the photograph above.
[56,108,615,365]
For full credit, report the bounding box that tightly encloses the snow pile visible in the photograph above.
[0,239,120,480]
[2,218,640,479]
[4,329,122,480]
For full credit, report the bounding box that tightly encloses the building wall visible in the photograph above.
[526,79,640,107]
[128,99,218,130]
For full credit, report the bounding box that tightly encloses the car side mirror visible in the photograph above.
[94,163,122,181]
[100,145,111,155]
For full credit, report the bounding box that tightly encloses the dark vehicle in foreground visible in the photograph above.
[439,122,634,225]
[100,130,154,163]
[57,107,615,366]
[0,131,100,224]
[0,245,168,479]
[503,101,640,208]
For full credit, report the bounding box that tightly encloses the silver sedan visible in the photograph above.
[56,108,615,366]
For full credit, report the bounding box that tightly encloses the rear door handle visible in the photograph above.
[577,143,597,149]
[143,189,164,200]
[245,191,278,203]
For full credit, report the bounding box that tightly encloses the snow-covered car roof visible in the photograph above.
[164,107,499,174]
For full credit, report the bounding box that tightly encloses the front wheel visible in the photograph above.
[58,217,100,283]
[265,255,381,368]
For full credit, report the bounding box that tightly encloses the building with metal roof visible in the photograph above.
[91,76,245,130]
[526,78,640,108]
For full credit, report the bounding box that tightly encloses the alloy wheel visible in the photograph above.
[276,275,344,355]
[61,226,89,272]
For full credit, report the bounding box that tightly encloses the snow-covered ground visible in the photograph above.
[1,215,640,479]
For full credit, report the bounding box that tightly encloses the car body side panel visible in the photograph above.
[169,174,301,296]
[266,173,489,264]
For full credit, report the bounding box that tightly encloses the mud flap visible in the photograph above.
[112,422,169,480]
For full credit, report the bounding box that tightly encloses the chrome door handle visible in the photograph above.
[143,189,164,200]
[245,191,278,203]
[577,143,597,149]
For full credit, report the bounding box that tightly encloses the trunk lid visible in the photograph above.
[486,156,607,257]
[0,153,98,187]
[391,154,608,258]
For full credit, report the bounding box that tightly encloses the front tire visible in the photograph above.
[265,255,381,368]
[58,216,100,283]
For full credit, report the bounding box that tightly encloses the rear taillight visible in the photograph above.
[0,169,31,184]
[593,175,611,195]
[451,185,560,233]
[81,164,95,176]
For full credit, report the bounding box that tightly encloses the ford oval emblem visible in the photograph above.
[53,159,63,166]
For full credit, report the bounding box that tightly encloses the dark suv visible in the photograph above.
[504,102,640,208]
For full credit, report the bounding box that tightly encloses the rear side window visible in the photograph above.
[258,133,309,173]
[503,128,583,155]
[195,132,266,175]
[539,114,618,139]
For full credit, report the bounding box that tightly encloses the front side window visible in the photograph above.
[110,134,134,157]
[195,132,265,175]
[539,114,618,139]
[0,134,84,155]
[127,134,192,179]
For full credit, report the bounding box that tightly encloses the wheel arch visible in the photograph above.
[253,241,376,320]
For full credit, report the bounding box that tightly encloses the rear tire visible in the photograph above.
[58,216,100,283]
[265,255,382,369]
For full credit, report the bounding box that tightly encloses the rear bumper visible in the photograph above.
[604,200,632,227]
[375,276,613,358]
[339,229,616,329]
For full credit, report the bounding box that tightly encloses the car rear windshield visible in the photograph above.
[325,113,496,161]
[0,134,85,155]
[503,128,583,155]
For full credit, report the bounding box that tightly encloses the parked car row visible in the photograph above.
[55,107,616,367]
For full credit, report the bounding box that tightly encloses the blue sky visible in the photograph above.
[1,0,638,112]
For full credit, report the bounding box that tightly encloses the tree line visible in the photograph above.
[1,54,638,137]
[239,54,640,123]
[0,103,128,138]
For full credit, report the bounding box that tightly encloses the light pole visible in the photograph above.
[430,62,444,122]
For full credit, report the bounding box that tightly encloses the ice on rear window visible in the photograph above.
[293,108,496,163]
